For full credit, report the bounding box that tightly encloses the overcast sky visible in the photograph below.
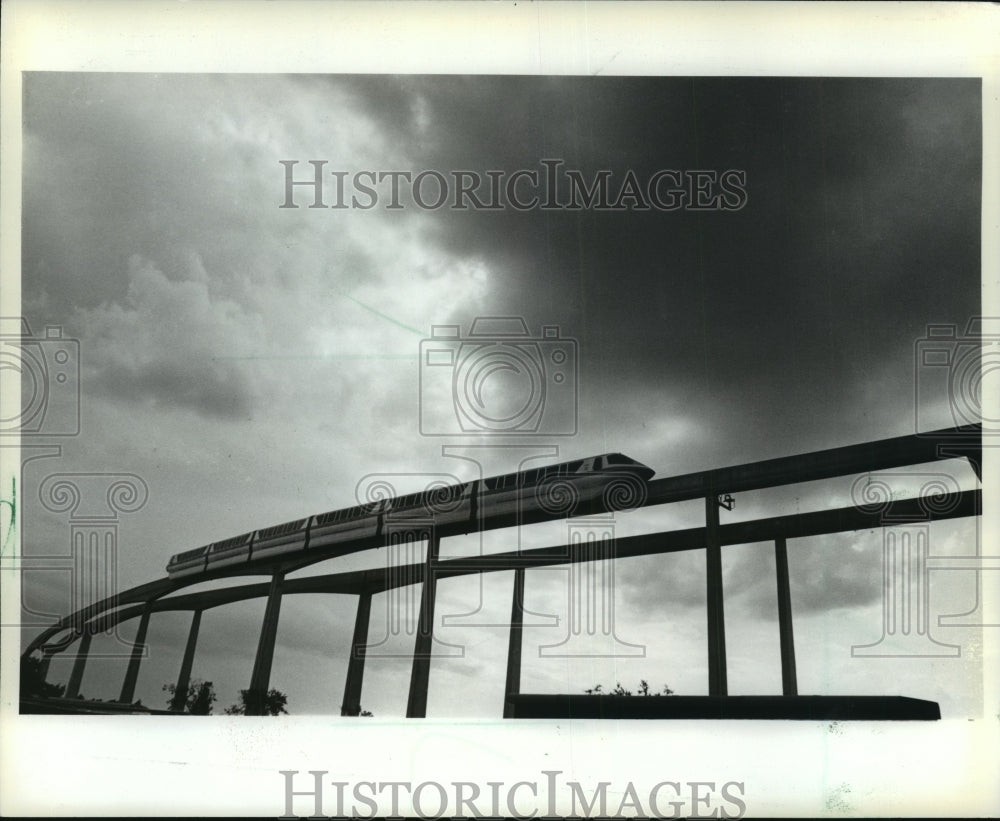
[18,73,984,718]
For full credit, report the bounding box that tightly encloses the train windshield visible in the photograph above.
[169,547,206,564]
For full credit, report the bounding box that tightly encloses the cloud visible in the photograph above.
[75,254,262,419]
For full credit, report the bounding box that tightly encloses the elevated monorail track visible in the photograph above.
[21,423,983,718]
[49,486,983,633]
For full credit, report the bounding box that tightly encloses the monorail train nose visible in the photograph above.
[603,452,655,481]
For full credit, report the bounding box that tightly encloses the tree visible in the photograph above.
[20,655,65,699]
[224,688,289,715]
[585,679,673,696]
[163,679,217,714]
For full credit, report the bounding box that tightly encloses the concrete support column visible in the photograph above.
[171,610,202,711]
[774,537,798,696]
[705,495,727,696]
[342,591,372,716]
[503,567,526,718]
[406,533,439,718]
[36,651,53,682]
[65,630,92,699]
[246,573,284,716]
[118,607,151,704]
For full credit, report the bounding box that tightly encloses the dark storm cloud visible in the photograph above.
[24,74,980,449]
[343,76,981,449]
[91,357,255,419]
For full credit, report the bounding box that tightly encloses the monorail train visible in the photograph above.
[166,452,654,578]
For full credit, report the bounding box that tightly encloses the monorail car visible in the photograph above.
[205,532,254,570]
[165,545,210,577]
[166,452,653,579]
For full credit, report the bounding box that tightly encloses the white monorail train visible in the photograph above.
[166,453,653,578]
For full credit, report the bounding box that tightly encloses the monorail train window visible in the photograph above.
[211,533,250,552]
[426,485,455,502]
[281,519,307,535]
[315,509,341,525]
